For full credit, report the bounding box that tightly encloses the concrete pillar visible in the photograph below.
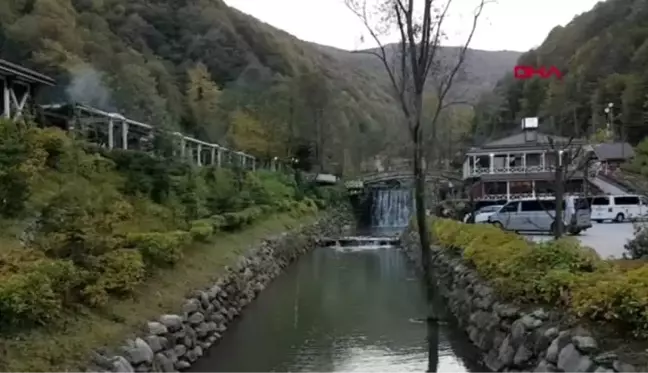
[532,181,536,198]
[210,147,216,165]
[489,154,494,173]
[541,152,545,169]
[506,153,510,171]
[522,153,526,169]
[197,144,202,166]
[216,148,222,167]
[180,137,186,158]
[2,80,10,118]
[121,120,128,150]
[108,119,114,149]
[506,181,510,199]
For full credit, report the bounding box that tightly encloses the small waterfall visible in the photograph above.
[371,188,413,227]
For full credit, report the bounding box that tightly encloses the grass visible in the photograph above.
[0,212,316,372]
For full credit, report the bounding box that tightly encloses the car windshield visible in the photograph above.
[479,205,502,213]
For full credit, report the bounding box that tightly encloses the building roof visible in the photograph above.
[467,130,585,155]
[591,142,634,161]
[0,58,55,86]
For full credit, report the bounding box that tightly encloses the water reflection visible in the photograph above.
[189,246,484,372]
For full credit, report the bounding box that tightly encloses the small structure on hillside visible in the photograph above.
[0,58,55,120]
[586,142,634,174]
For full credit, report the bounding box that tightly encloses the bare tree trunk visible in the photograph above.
[554,162,565,239]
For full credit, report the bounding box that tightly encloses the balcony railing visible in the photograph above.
[467,165,564,177]
[480,192,585,201]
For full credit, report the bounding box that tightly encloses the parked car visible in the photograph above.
[463,204,504,224]
[487,196,591,235]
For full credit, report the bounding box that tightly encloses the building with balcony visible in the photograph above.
[463,118,593,200]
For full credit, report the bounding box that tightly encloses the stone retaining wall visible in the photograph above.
[400,226,639,373]
[88,210,351,373]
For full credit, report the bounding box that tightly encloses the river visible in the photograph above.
[189,234,485,370]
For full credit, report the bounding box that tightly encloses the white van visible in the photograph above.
[589,195,648,223]
[488,196,592,235]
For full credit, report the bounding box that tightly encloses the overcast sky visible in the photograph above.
[224,0,602,52]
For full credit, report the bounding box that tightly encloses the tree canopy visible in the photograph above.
[473,0,648,144]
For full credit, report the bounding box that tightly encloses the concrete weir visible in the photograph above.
[318,235,400,247]
[86,210,352,373]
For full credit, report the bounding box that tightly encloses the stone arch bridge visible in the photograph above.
[345,170,462,191]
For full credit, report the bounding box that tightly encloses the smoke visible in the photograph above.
[65,65,114,110]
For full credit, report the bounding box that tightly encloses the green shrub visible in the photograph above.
[0,257,77,327]
[209,215,226,231]
[189,219,214,241]
[625,222,648,259]
[82,249,146,306]
[431,218,648,336]
[126,231,189,268]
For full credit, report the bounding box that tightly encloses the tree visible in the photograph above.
[186,63,223,140]
[226,109,273,158]
[345,0,485,301]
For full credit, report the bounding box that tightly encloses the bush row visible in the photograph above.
[432,219,648,337]
[0,121,335,329]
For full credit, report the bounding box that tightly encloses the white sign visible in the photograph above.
[521,117,538,129]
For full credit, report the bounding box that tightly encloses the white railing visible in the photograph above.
[40,103,287,172]
[468,165,565,177]
[480,192,585,201]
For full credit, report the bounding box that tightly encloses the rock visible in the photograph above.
[499,336,516,367]
[534,360,558,372]
[188,312,205,325]
[159,315,183,332]
[153,353,175,372]
[111,356,135,373]
[207,285,221,300]
[594,367,615,373]
[134,364,150,372]
[521,315,543,329]
[558,343,594,372]
[195,322,211,338]
[182,299,201,314]
[613,360,635,372]
[144,336,166,353]
[163,349,178,363]
[543,327,559,340]
[593,352,617,367]
[173,344,187,357]
[546,332,571,363]
[572,336,598,354]
[514,345,533,366]
[122,338,154,365]
[147,321,168,336]
[197,291,210,309]
[494,304,520,319]
[532,309,549,320]
[91,351,114,371]
[175,360,191,370]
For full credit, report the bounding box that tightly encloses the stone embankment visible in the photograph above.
[88,210,351,372]
[400,227,640,373]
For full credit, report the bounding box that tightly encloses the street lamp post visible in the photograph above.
[604,102,614,140]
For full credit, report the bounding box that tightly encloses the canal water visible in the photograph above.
[189,189,486,372]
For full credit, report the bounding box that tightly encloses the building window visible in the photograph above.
[484,181,507,195]
[510,181,532,194]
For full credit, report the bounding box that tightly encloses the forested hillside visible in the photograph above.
[0,0,517,173]
[473,0,648,144]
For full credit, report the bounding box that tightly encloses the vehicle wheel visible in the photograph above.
[594,219,603,223]
[492,221,503,229]
[569,229,582,236]
[614,213,625,223]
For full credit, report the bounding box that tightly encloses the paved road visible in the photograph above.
[526,222,636,259]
